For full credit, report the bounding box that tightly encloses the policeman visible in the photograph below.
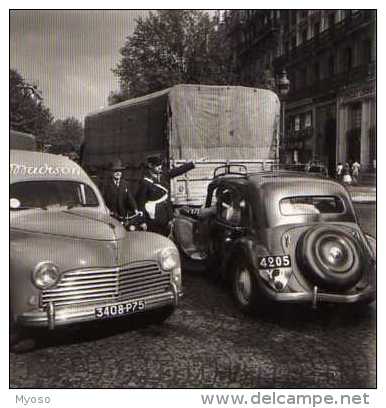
[136,156,195,235]
[103,158,138,219]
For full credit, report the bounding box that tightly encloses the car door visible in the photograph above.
[208,184,249,265]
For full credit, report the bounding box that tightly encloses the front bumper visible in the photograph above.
[18,286,182,329]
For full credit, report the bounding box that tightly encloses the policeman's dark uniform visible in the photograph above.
[136,157,195,235]
[103,159,137,219]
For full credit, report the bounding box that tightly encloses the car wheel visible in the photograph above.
[297,225,364,291]
[10,311,36,354]
[232,261,261,313]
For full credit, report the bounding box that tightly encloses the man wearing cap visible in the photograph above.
[103,158,138,219]
[136,156,195,235]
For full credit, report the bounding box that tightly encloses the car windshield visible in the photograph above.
[10,180,99,211]
[280,196,344,216]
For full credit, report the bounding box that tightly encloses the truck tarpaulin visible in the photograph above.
[168,85,280,160]
[82,84,280,205]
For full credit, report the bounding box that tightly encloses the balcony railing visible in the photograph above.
[276,11,374,65]
[289,63,375,100]
[238,20,280,56]
[283,127,313,145]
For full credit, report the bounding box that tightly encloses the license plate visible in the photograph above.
[258,255,291,269]
[95,300,145,319]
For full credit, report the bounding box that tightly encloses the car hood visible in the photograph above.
[10,207,126,241]
[11,228,175,274]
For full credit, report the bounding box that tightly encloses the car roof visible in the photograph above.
[249,171,328,185]
[214,171,348,196]
[10,150,89,184]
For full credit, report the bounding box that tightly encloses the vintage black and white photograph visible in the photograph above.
[9,9,376,393]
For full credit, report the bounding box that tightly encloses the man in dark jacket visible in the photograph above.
[136,156,195,235]
[103,158,138,219]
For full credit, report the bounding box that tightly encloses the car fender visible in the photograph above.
[223,237,269,281]
[364,234,376,259]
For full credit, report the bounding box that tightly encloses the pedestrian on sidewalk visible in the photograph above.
[336,162,343,180]
[342,162,352,184]
[352,160,361,184]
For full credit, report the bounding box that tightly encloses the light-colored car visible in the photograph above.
[10,150,182,350]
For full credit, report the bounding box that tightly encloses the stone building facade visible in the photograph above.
[224,10,376,175]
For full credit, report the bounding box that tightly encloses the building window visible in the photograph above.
[294,116,300,131]
[305,112,312,128]
[328,55,335,77]
[343,47,353,72]
[299,67,307,89]
[291,71,297,91]
[302,29,307,44]
[342,10,350,20]
[350,103,362,129]
[300,113,305,129]
[284,40,290,55]
[313,62,320,82]
[347,103,362,162]
[328,12,335,29]
[363,38,372,63]
[291,36,297,49]
[313,22,320,37]
[290,12,296,26]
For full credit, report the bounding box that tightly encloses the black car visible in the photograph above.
[172,165,376,312]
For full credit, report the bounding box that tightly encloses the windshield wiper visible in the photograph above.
[65,202,96,210]
[12,205,48,211]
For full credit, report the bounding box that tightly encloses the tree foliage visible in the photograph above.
[10,69,53,138]
[44,117,83,155]
[112,10,236,100]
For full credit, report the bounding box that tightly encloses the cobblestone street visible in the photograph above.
[10,203,376,388]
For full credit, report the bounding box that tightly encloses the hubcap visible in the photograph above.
[315,235,354,273]
[236,268,252,305]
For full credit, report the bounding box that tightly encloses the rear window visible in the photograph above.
[280,196,344,216]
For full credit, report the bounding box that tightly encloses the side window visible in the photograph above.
[83,184,100,206]
[209,187,219,207]
[216,188,246,226]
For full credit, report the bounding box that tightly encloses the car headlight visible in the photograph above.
[32,261,60,289]
[158,247,180,271]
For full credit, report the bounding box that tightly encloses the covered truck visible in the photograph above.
[81,84,281,206]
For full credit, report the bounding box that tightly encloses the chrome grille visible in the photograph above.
[41,261,170,307]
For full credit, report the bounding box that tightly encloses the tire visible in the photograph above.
[231,260,263,314]
[10,311,36,354]
[297,225,364,291]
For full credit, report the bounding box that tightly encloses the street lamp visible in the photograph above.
[276,69,290,162]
